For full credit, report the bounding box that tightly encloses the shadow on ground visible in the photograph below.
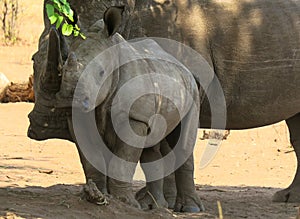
[0,182,298,219]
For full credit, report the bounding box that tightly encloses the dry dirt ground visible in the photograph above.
[0,1,299,218]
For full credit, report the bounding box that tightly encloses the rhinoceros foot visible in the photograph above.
[82,179,109,205]
[108,178,141,209]
[136,173,177,209]
[174,191,205,213]
[163,174,177,209]
[135,186,168,210]
[165,196,176,209]
[112,190,141,209]
[272,186,300,203]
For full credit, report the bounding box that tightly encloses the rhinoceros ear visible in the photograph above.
[103,6,125,36]
[42,27,63,92]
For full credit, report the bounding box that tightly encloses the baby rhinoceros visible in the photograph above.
[27,7,203,213]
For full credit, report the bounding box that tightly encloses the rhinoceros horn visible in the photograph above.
[66,52,77,68]
[41,27,63,93]
[54,51,78,106]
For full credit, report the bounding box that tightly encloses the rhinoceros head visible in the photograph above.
[27,6,125,141]
[27,27,73,141]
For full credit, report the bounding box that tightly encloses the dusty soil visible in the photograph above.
[0,1,299,218]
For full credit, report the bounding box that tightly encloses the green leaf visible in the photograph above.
[49,14,58,24]
[74,24,80,31]
[80,33,86,40]
[66,14,74,22]
[46,4,54,17]
[64,3,71,12]
[53,0,60,4]
[52,0,61,8]
[62,23,73,36]
[68,9,74,21]
[62,6,73,22]
[53,3,61,11]
[46,0,85,40]
[56,15,64,29]
[59,0,67,4]
[73,30,79,37]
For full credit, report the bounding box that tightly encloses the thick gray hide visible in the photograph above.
[28,14,202,210]
[128,0,300,129]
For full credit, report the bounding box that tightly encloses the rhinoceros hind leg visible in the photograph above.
[160,140,177,209]
[136,140,177,209]
[273,113,300,203]
[135,176,176,210]
[135,178,175,210]
[138,146,168,209]
[136,173,177,209]
[136,187,168,210]
[163,173,177,209]
[173,154,205,213]
[167,108,204,212]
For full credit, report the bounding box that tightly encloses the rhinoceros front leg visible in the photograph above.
[107,120,146,208]
[75,144,107,193]
[67,117,108,205]
[273,113,300,202]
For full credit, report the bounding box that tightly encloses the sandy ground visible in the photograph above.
[0,1,299,218]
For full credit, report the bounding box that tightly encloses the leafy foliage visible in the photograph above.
[46,0,85,39]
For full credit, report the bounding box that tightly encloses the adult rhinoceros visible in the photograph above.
[119,0,300,206]
[29,0,300,213]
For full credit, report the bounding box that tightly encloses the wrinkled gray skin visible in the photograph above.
[28,0,300,213]
[28,6,202,212]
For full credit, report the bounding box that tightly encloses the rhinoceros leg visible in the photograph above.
[136,144,168,209]
[136,139,177,209]
[162,173,177,208]
[168,108,204,213]
[173,153,205,212]
[136,172,177,210]
[107,120,146,208]
[139,103,202,212]
[160,140,177,209]
[75,144,107,193]
[67,117,108,205]
[273,113,300,202]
